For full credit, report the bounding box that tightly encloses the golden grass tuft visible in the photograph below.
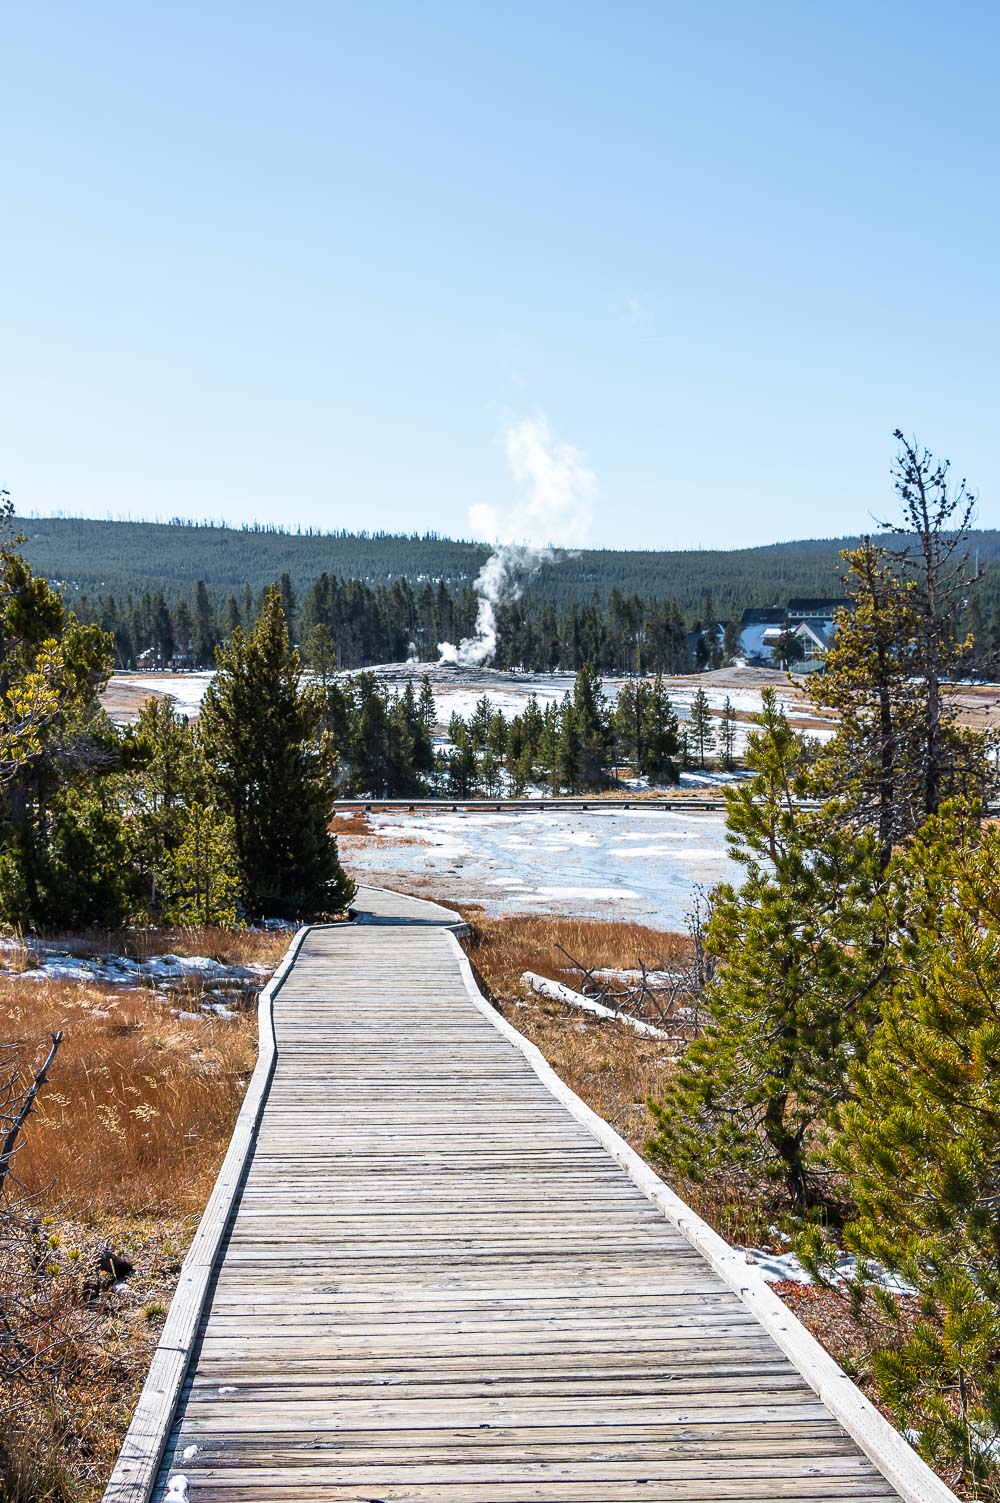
[330,808,374,836]
[6,977,257,1216]
[461,909,689,996]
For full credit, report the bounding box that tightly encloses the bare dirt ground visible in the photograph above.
[100,676,172,721]
[100,672,214,723]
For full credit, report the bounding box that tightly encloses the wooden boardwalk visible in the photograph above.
[108,886,952,1503]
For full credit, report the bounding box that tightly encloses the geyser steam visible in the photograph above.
[438,417,597,668]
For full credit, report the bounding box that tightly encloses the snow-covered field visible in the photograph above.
[337,805,738,930]
[104,664,837,757]
[340,663,838,754]
[109,671,216,719]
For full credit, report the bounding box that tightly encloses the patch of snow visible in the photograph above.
[608,845,709,858]
[535,885,637,901]
[203,1002,236,1020]
[0,939,270,1012]
[743,1246,917,1295]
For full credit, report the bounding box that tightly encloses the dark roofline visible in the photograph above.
[740,607,786,626]
[786,597,849,612]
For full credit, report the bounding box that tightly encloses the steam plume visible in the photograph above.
[439,417,597,667]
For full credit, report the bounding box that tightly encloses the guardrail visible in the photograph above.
[336,796,1000,816]
[334,796,731,813]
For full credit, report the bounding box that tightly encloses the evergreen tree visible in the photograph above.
[688,686,716,769]
[539,700,562,793]
[166,801,239,927]
[224,593,242,637]
[646,691,889,1208]
[612,681,644,774]
[445,723,477,796]
[884,431,981,819]
[173,598,193,658]
[0,501,122,927]
[771,629,804,671]
[832,812,1000,1491]
[193,580,217,667]
[568,664,611,790]
[151,592,174,663]
[641,676,681,783]
[719,695,739,771]
[400,681,435,780]
[469,694,494,751]
[810,539,988,870]
[354,686,392,796]
[200,587,354,918]
[279,571,298,642]
[36,790,133,927]
[303,622,338,685]
[127,696,206,915]
[418,675,436,735]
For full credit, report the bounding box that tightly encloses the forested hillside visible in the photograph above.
[18,514,1000,618]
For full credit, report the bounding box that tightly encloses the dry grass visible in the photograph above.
[5,978,256,1215]
[461,909,689,995]
[5,925,290,970]
[0,926,289,1503]
[330,809,374,836]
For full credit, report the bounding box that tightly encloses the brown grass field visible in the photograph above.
[0,927,286,1503]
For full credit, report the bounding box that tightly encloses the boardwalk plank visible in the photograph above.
[105,886,951,1503]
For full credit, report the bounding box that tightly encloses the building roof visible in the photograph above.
[739,606,786,627]
[786,597,849,615]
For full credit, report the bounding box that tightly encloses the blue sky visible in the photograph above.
[3,2,997,549]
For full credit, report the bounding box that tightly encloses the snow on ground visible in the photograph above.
[337,806,738,929]
[0,937,270,1014]
[108,671,216,720]
[336,663,838,752]
[106,663,838,750]
[743,1244,916,1295]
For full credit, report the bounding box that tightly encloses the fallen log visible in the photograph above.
[520,971,674,1040]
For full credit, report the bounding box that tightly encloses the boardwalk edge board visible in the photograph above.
[101,923,313,1503]
[444,933,959,1503]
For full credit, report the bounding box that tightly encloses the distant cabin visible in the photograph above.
[738,598,848,672]
[135,641,194,672]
